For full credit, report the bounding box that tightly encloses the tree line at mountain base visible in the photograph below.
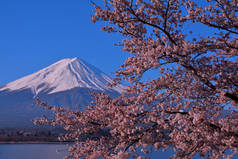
[0,128,68,143]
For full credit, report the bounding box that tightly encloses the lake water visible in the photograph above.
[0,144,173,159]
[1,144,237,159]
[0,144,68,159]
[0,144,203,159]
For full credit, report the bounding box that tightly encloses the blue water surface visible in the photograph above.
[0,144,68,159]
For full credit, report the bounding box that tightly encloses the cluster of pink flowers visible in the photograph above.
[36,0,238,158]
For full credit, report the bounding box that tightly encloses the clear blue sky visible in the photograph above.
[0,0,215,86]
[0,0,127,86]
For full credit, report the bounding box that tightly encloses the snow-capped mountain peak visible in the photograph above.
[0,57,124,94]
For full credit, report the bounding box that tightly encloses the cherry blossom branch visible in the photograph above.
[124,123,158,152]
[127,6,177,45]
[224,92,238,103]
[201,21,238,35]
[163,0,171,30]
[35,1,238,158]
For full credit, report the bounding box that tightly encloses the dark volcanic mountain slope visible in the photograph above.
[0,58,124,128]
[0,87,120,128]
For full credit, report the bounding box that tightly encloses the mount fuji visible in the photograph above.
[0,58,124,127]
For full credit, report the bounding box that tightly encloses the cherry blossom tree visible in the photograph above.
[35,0,238,158]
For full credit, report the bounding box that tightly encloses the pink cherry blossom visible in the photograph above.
[36,0,238,158]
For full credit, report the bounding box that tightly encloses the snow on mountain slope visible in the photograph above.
[0,57,125,95]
